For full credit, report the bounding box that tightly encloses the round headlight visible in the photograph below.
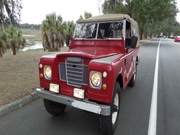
[44,66,52,80]
[91,72,102,87]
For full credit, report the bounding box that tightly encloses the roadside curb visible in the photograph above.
[0,92,38,118]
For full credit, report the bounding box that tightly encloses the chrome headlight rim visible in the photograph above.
[90,71,102,89]
[44,65,52,80]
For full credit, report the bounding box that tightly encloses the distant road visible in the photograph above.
[0,38,180,135]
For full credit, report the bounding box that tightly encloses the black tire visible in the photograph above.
[43,99,66,116]
[99,82,120,135]
[128,65,137,87]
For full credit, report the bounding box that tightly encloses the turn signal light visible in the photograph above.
[39,64,43,69]
[103,72,107,78]
[102,84,107,90]
[40,73,43,78]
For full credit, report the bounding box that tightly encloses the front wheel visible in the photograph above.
[43,99,66,116]
[99,82,120,135]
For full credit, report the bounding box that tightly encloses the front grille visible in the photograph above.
[59,57,88,88]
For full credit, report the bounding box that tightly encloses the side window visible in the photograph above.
[100,29,105,37]
[126,23,139,49]
[109,22,123,38]
[125,21,131,48]
[126,21,131,38]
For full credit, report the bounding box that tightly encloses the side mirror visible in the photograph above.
[130,36,138,48]
[66,35,70,47]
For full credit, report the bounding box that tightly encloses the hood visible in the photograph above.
[56,46,122,59]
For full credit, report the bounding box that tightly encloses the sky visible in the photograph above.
[21,0,180,24]
[21,0,104,24]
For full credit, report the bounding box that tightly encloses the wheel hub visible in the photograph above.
[112,94,119,124]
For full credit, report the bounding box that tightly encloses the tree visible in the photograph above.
[6,25,26,55]
[20,23,41,30]
[102,0,117,13]
[0,0,22,57]
[63,21,75,46]
[41,13,65,52]
[79,15,83,20]
[63,21,75,37]
[0,0,22,28]
[79,11,92,19]
[84,11,92,19]
[102,0,178,39]
[0,28,7,57]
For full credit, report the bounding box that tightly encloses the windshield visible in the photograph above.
[74,21,124,39]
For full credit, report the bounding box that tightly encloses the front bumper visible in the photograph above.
[36,88,111,116]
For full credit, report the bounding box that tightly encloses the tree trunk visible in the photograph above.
[12,44,16,55]
[0,51,3,57]
[144,33,147,39]
[139,28,143,40]
[140,33,143,40]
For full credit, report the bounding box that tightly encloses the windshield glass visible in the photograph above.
[74,23,97,38]
[74,21,124,39]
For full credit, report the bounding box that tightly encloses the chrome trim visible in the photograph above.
[41,54,57,58]
[89,71,102,90]
[36,88,111,116]
[43,65,52,80]
[65,57,84,88]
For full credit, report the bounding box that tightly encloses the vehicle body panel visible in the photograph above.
[174,36,180,42]
[37,14,140,114]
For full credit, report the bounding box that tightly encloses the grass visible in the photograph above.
[0,47,69,107]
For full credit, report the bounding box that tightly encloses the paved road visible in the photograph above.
[0,38,180,135]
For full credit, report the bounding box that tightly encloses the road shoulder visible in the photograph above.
[0,92,38,117]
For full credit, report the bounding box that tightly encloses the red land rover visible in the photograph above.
[36,14,140,135]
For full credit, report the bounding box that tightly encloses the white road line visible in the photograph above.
[147,39,161,135]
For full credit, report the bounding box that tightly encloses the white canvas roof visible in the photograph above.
[77,14,138,27]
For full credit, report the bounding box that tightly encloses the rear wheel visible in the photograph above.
[99,82,120,135]
[44,99,66,116]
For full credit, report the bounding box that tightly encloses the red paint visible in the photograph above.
[174,36,180,42]
[38,38,140,104]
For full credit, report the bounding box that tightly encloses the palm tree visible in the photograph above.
[63,21,75,46]
[6,25,26,55]
[84,11,92,19]
[79,12,92,20]
[0,28,7,57]
[79,15,83,20]
[63,21,75,37]
[41,13,65,52]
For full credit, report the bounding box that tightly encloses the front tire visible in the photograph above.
[99,82,120,135]
[44,99,66,116]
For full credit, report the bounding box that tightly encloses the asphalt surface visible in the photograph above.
[0,38,180,135]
